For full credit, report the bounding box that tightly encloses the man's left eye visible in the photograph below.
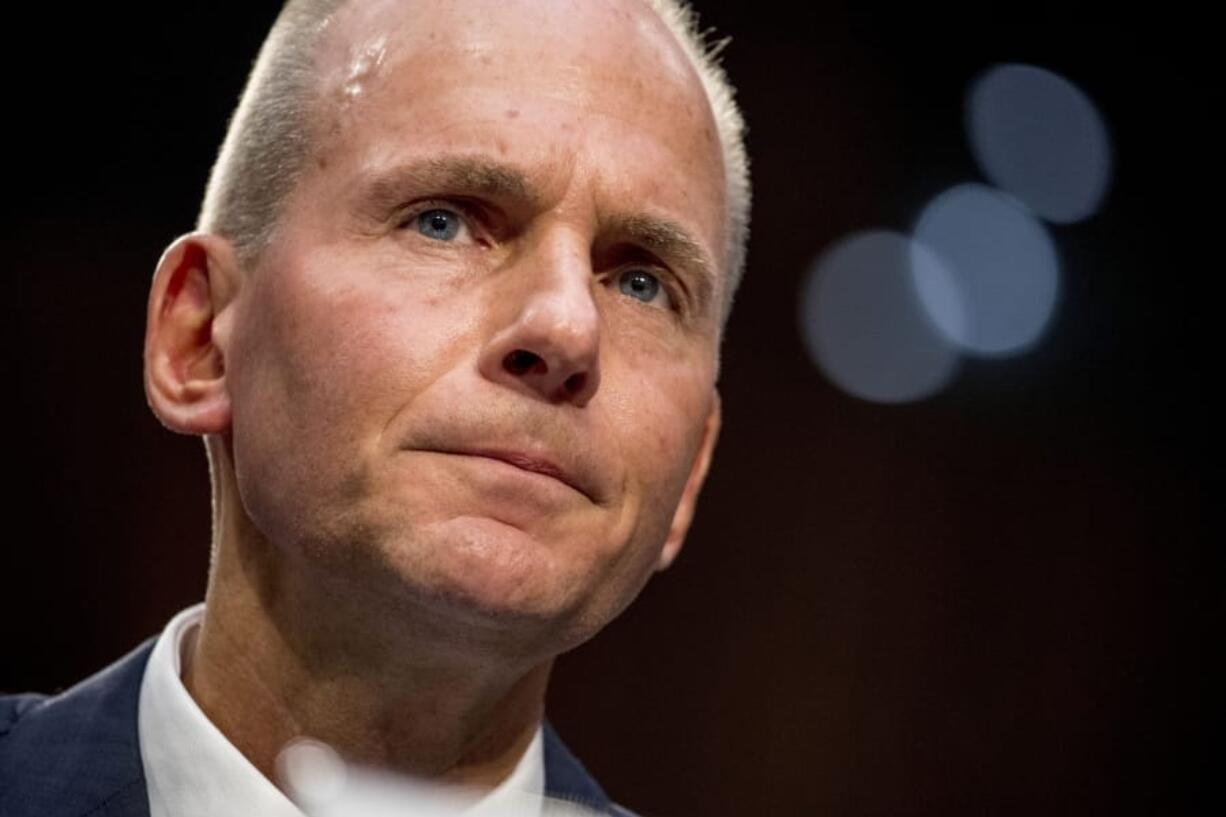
[617,269,670,308]
[414,208,467,242]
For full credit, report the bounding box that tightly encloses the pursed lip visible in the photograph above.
[436,447,594,501]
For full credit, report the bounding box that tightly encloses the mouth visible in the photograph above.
[434,448,594,502]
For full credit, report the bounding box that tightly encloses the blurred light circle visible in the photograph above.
[278,738,347,805]
[912,183,1059,356]
[800,230,961,404]
[967,63,1112,223]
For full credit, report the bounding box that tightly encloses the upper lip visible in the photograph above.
[440,447,595,501]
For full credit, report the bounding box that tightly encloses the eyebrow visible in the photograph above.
[355,156,542,215]
[605,213,718,315]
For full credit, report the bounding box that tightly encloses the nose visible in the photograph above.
[478,233,601,406]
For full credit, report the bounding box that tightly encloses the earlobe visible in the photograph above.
[143,233,241,436]
[656,390,722,572]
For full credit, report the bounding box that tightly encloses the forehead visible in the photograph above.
[317,0,706,111]
[306,0,727,271]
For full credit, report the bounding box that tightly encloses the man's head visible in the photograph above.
[144,0,749,661]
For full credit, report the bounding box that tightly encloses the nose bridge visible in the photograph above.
[478,221,602,405]
[518,225,599,345]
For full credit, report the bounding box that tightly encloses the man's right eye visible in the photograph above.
[414,208,467,242]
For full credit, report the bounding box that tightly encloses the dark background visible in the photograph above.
[3,3,1214,815]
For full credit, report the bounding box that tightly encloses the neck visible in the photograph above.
[184,444,552,791]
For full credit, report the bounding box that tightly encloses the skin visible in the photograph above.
[143,0,727,793]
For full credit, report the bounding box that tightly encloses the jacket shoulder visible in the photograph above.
[0,639,156,817]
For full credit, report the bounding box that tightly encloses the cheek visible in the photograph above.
[606,348,712,518]
[236,258,469,432]
[234,281,370,447]
[564,361,711,640]
[225,261,469,541]
[225,284,361,546]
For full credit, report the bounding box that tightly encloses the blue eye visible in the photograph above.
[415,209,463,241]
[618,269,664,305]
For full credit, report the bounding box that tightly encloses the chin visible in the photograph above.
[316,506,655,658]
[379,515,596,636]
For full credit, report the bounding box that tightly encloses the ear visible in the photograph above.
[656,389,722,572]
[143,233,241,436]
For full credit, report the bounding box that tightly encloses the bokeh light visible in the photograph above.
[800,230,961,403]
[967,63,1112,224]
[278,739,348,807]
[912,183,1060,356]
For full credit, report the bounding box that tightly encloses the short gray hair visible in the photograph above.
[198,0,751,322]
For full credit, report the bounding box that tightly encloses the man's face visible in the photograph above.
[222,0,727,652]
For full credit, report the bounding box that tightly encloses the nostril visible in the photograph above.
[504,349,545,375]
[563,372,586,394]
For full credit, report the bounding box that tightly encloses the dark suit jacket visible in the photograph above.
[0,640,631,816]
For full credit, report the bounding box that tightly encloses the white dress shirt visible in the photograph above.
[138,604,545,817]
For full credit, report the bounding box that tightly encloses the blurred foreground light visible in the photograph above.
[279,739,347,805]
[913,184,1060,356]
[800,230,961,403]
[967,63,1112,223]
